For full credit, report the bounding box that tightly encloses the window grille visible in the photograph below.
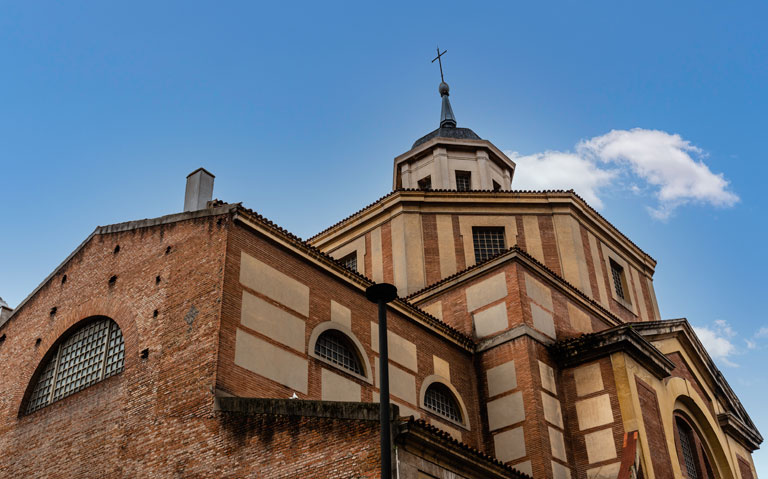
[339,252,357,272]
[472,227,506,263]
[417,176,432,190]
[424,383,461,422]
[610,260,626,300]
[678,420,699,479]
[25,317,124,415]
[455,171,471,191]
[315,330,364,376]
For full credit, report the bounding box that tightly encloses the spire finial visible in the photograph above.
[431,46,456,128]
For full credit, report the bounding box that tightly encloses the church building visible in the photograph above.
[0,77,761,478]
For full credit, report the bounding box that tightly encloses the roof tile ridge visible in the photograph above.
[406,418,533,478]
[407,243,627,327]
[306,190,401,242]
[234,205,474,348]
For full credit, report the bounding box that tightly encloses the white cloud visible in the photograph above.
[509,128,738,219]
[508,151,617,208]
[694,320,739,367]
[754,326,768,338]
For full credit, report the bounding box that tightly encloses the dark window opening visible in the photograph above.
[314,330,364,376]
[472,227,506,263]
[417,176,432,190]
[455,171,471,191]
[610,259,627,301]
[492,180,502,191]
[424,382,462,422]
[339,252,357,272]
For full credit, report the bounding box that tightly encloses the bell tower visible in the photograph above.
[393,49,515,191]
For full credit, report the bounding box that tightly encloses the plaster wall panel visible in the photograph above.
[422,301,443,320]
[646,276,661,321]
[522,215,545,263]
[487,361,517,397]
[573,363,604,397]
[513,461,532,477]
[567,303,592,333]
[541,391,564,428]
[539,361,557,395]
[465,272,508,312]
[524,273,553,311]
[433,356,450,380]
[390,215,409,295]
[321,369,361,402]
[234,328,308,394]
[240,291,306,352]
[371,322,418,372]
[458,215,517,266]
[585,428,617,464]
[576,394,614,430]
[370,227,384,282]
[553,215,593,297]
[374,358,417,405]
[530,302,556,339]
[552,461,572,479]
[630,267,649,321]
[487,391,525,431]
[549,426,567,461]
[330,300,352,330]
[436,215,457,278]
[240,252,309,316]
[587,463,621,479]
[472,302,508,337]
[587,232,609,307]
[493,426,526,462]
[404,213,427,293]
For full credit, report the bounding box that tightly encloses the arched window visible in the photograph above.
[24,317,125,415]
[424,382,462,422]
[314,330,364,376]
[675,414,715,479]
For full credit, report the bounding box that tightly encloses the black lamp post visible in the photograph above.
[365,282,398,479]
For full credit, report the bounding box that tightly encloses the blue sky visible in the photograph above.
[1,1,766,473]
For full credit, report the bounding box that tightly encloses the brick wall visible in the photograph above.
[636,377,674,479]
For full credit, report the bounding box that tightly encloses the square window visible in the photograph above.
[339,252,357,272]
[455,171,471,191]
[610,259,628,301]
[417,176,432,190]
[472,227,506,262]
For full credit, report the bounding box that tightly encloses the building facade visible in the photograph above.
[0,82,761,478]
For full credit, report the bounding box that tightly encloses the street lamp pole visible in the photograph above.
[365,282,398,479]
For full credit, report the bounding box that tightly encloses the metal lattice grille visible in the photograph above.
[315,331,363,376]
[424,383,461,422]
[610,260,626,300]
[679,422,699,479]
[472,227,506,263]
[455,171,471,191]
[340,252,357,272]
[25,318,125,414]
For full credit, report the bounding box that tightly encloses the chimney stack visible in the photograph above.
[184,168,215,212]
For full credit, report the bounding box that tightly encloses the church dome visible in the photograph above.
[412,126,481,148]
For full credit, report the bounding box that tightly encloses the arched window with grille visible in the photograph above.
[424,382,462,423]
[314,329,364,376]
[23,316,125,415]
[674,414,715,479]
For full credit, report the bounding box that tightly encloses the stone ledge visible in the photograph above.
[217,397,399,422]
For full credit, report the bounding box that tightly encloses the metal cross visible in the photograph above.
[432,46,447,83]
